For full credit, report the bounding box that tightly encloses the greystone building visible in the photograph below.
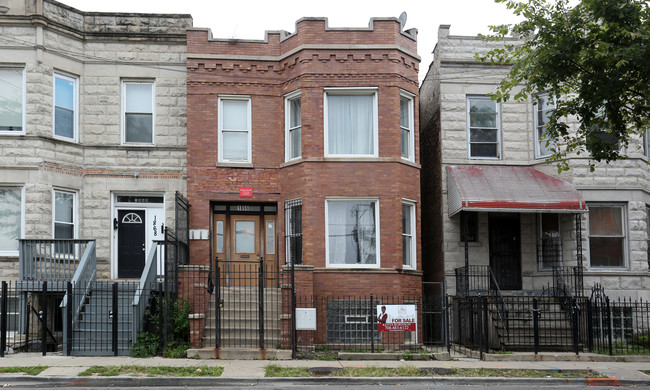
[0,0,191,282]
[420,25,650,300]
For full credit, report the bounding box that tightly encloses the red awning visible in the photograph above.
[446,165,587,217]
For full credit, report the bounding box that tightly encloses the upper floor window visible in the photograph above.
[534,94,555,158]
[400,91,415,161]
[0,68,25,134]
[122,81,154,145]
[218,95,251,163]
[588,203,627,268]
[53,189,76,239]
[467,96,500,159]
[402,200,416,269]
[54,72,78,141]
[0,187,23,254]
[326,198,379,268]
[285,91,301,161]
[324,88,378,157]
[643,130,649,158]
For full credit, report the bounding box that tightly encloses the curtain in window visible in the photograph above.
[328,95,373,155]
[0,69,23,131]
[0,188,21,251]
[328,201,376,264]
[589,206,624,267]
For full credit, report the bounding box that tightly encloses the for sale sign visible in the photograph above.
[376,304,416,332]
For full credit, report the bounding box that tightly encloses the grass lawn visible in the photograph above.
[0,366,48,375]
[78,365,223,377]
[265,364,604,378]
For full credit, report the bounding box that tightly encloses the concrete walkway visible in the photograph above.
[0,352,648,386]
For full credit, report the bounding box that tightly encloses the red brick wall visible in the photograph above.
[187,17,421,297]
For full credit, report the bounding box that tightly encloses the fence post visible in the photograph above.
[158,282,164,356]
[111,283,118,356]
[66,282,72,356]
[0,281,7,357]
[370,292,375,353]
[482,296,489,360]
[40,281,47,356]
[215,264,221,350]
[533,298,539,355]
[291,257,297,359]
[586,300,593,352]
[606,297,613,355]
[258,258,265,351]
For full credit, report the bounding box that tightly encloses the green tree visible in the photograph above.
[478,0,650,171]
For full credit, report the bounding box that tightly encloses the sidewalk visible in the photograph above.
[0,352,648,386]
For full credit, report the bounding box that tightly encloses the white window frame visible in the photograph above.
[53,72,79,142]
[533,93,555,159]
[587,202,628,269]
[325,197,380,269]
[0,67,26,135]
[218,95,252,163]
[285,90,301,162]
[324,87,379,158]
[121,80,155,145]
[466,95,501,160]
[52,188,77,240]
[400,91,415,162]
[0,186,25,256]
[401,200,416,269]
[643,130,649,158]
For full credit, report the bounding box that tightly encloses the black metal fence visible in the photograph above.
[293,294,424,353]
[423,281,447,347]
[195,258,282,351]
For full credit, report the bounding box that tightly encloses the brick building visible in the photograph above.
[420,25,650,300]
[186,17,421,352]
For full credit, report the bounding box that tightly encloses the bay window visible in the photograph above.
[588,203,626,268]
[326,198,379,267]
[0,68,25,134]
[0,187,23,254]
[324,88,378,157]
[285,91,301,161]
[54,72,78,141]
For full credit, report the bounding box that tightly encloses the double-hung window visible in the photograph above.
[402,201,416,269]
[285,199,302,265]
[326,198,379,267]
[219,95,251,163]
[400,91,415,161]
[588,203,627,268]
[122,81,154,144]
[538,214,562,270]
[534,94,554,158]
[467,96,500,159]
[0,67,25,134]
[0,186,23,255]
[54,72,78,141]
[285,91,301,161]
[324,88,378,157]
[53,189,76,239]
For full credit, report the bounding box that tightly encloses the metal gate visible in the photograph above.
[210,258,281,350]
[422,281,448,347]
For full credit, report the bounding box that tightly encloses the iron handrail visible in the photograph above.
[132,241,161,344]
[60,240,96,343]
[487,265,509,336]
[454,265,509,335]
[553,266,581,313]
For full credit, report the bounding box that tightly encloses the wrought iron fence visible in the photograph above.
[294,294,423,353]
[422,281,447,347]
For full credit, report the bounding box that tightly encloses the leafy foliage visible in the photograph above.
[478,0,650,171]
[130,295,191,358]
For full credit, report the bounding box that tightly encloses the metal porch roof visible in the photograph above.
[446,165,587,217]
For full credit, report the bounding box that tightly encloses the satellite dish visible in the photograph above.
[398,12,407,27]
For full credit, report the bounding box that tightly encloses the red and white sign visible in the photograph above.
[376,304,416,332]
[239,187,253,197]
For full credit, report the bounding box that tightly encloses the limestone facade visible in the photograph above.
[0,0,192,279]
[420,25,650,299]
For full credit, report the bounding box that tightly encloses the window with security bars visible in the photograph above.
[538,214,562,270]
[285,199,302,265]
[326,299,380,344]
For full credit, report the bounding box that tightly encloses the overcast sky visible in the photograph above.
[61,0,522,84]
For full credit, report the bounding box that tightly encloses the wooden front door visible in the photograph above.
[489,213,522,290]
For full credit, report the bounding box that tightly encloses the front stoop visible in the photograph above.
[187,347,291,360]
